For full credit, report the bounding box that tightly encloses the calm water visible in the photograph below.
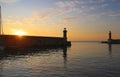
[0,42,120,77]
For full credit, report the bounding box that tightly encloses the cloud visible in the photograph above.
[21,0,111,24]
[0,0,20,3]
[101,3,108,8]
[55,0,106,8]
[55,1,77,8]
[109,14,120,16]
[88,0,105,3]
[31,7,76,21]
[55,0,109,15]
[61,16,79,26]
[33,11,45,19]
[108,11,120,17]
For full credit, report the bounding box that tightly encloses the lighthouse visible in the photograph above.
[109,31,112,40]
[63,28,67,42]
[108,31,112,43]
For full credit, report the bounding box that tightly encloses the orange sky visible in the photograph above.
[1,0,120,41]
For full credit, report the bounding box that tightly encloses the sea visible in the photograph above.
[0,42,120,77]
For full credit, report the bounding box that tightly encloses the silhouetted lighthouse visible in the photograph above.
[102,31,120,44]
[108,31,112,43]
[109,31,112,40]
[63,28,67,42]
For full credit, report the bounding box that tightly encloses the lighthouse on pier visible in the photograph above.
[63,28,71,46]
[63,28,67,42]
[108,31,112,43]
[109,31,112,40]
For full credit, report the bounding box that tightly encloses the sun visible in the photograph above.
[15,30,26,36]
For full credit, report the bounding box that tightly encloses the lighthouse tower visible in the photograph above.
[109,31,112,40]
[63,28,67,42]
[108,31,112,43]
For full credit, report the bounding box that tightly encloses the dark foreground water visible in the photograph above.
[0,42,120,77]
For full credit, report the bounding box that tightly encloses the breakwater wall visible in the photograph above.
[0,35,71,49]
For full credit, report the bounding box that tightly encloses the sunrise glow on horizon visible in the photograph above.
[15,30,26,36]
[0,0,120,41]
